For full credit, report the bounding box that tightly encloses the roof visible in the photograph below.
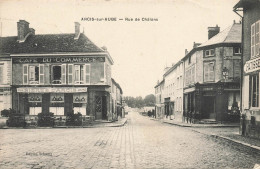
[163,60,183,77]
[199,23,242,47]
[0,33,103,54]
[234,0,259,9]
[154,79,165,88]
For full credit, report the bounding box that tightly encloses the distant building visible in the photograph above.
[0,20,123,121]
[163,61,184,122]
[155,79,164,119]
[234,0,260,138]
[111,78,124,120]
[183,23,242,123]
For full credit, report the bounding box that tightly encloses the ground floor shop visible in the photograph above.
[12,86,115,121]
[241,60,260,138]
[183,82,240,123]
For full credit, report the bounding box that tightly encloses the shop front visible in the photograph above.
[184,82,240,123]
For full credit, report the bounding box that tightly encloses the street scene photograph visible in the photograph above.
[0,0,260,168]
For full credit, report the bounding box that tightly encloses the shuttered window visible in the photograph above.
[85,64,90,84]
[68,64,73,84]
[251,74,259,108]
[23,65,28,84]
[251,20,260,58]
[39,64,44,84]
[61,64,66,84]
[204,62,214,82]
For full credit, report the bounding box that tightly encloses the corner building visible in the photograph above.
[1,20,116,120]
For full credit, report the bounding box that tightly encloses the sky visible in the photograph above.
[0,0,240,97]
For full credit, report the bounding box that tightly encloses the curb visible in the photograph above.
[191,129,260,152]
[162,120,239,128]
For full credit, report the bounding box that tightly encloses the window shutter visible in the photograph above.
[209,62,214,81]
[243,75,249,109]
[68,64,73,84]
[23,65,28,84]
[61,64,66,84]
[251,23,255,58]
[255,21,260,56]
[39,64,44,84]
[85,64,90,84]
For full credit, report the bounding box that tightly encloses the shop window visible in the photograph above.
[251,20,260,58]
[0,64,3,84]
[28,94,42,115]
[233,47,241,54]
[251,74,259,108]
[73,93,87,115]
[204,62,215,82]
[50,93,64,115]
[205,49,215,57]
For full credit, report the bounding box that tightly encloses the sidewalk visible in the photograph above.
[151,118,260,152]
[0,117,128,129]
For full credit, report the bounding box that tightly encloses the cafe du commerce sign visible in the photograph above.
[13,57,105,63]
[17,87,87,93]
[244,57,260,73]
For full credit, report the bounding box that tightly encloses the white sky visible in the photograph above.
[0,0,240,97]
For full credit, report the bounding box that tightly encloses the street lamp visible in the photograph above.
[222,67,229,82]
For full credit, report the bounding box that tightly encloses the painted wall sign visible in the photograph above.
[17,87,87,93]
[13,57,105,63]
[244,57,260,73]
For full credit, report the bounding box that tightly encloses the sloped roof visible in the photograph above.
[0,33,103,54]
[199,23,242,47]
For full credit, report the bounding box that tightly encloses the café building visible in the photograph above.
[1,20,115,120]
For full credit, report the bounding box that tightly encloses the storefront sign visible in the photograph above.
[244,57,260,73]
[17,87,87,93]
[13,57,105,63]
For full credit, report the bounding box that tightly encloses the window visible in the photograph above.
[23,64,44,85]
[204,62,215,82]
[51,65,66,84]
[205,49,215,57]
[188,56,191,64]
[0,64,3,84]
[68,64,90,84]
[234,47,241,54]
[251,20,260,58]
[251,74,259,107]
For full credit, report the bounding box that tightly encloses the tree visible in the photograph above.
[144,94,155,106]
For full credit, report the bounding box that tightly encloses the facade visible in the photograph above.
[155,79,164,119]
[0,54,12,112]
[0,20,122,121]
[183,23,242,123]
[234,0,260,138]
[163,61,184,121]
[111,78,124,120]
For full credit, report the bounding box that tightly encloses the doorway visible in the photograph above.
[202,96,215,119]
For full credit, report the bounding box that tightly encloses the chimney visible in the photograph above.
[193,42,201,48]
[208,25,220,39]
[185,49,188,55]
[17,20,30,42]
[74,22,80,40]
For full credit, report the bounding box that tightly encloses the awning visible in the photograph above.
[17,87,87,93]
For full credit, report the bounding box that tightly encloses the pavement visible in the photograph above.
[0,117,128,129]
[151,117,260,152]
[0,112,259,169]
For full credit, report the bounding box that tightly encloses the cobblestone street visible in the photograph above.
[0,112,259,169]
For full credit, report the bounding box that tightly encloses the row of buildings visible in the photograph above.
[155,0,259,138]
[0,20,124,121]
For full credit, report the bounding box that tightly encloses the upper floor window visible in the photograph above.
[205,49,215,57]
[23,64,44,85]
[204,62,215,82]
[233,47,241,55]
[188,56,191,64]
[251,20,260,58]
[68,64,90,85]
